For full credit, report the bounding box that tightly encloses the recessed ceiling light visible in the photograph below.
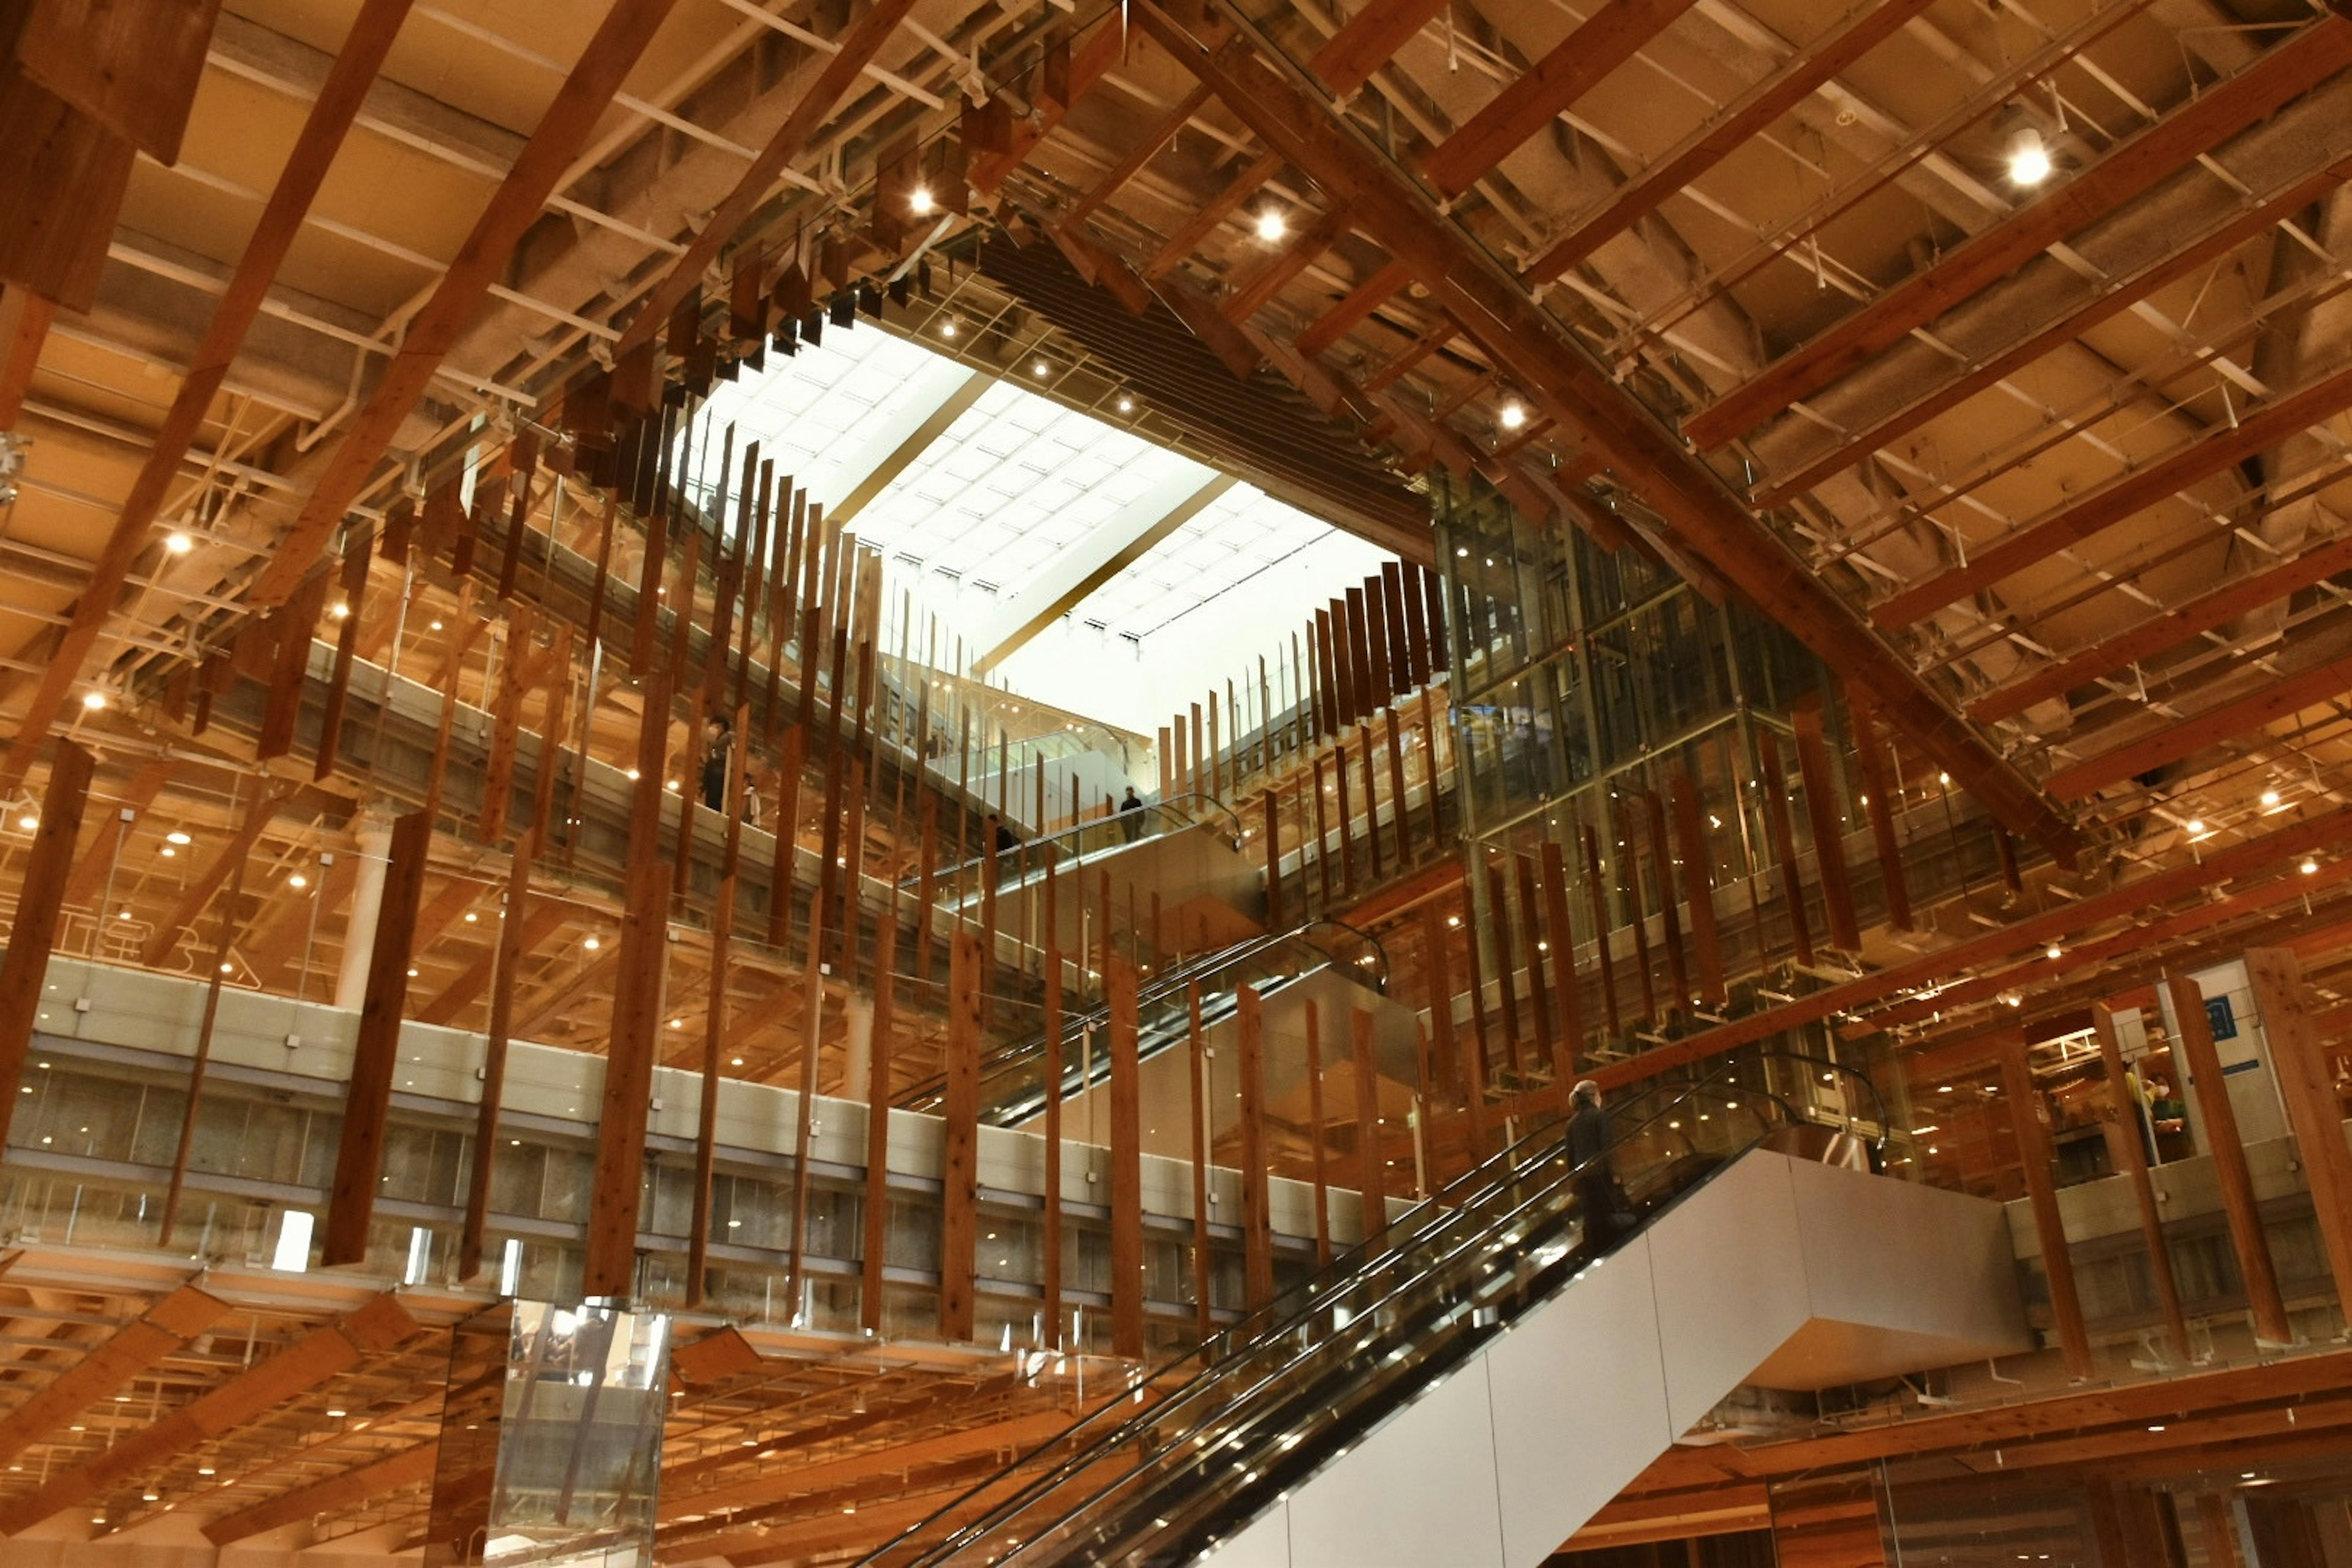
[1031,358,1050,378]
[908,186,934,214]
[2007,126,2053,186]
[938,318,959,338]
[287,873,307,889]
[81,691,105,710]
[167,831,191,845]
[164,532,193,555]
[2261,788,2282,808]
[1254,208,1286,242]
[1499,402,1526,430]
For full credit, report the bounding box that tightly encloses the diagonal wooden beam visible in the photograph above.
[1684,13,2352,449]
[1419,0,1700,199]
[0,1294,419,1535]
[203,1441,437,1545]
[1144,149,1285,280]
[417,896,571,1027]
[1875,358,2352,628]
[1969,529,2352,725]
[1755,150,2352,507]
[2041,647,2352,801]
[0,1286,227,1469]
[1309,0,1449,95]
[1295,255,1411,356]
[138,781,289,968]
[0,285,56,426]
[1139,1,2079,860]
[970,17,1126,197]
[608,0,924,367]
[1066,83,1212,226]
[1223,206,1349,321]
[0,0,415,799]
[1522,0,1943,287]
[248,0,685,608]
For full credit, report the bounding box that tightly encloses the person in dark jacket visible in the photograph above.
[1118,785,1145,842]
[1567,1079,1622,1253]
[700,713,732,812]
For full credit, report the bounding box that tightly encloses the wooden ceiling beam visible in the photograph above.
[1144,149,1286,281]
[248,0,687,609]
[1580,794,2352,1093]
[1419,0,1700,200]
[1065,82,1213,227]
[1137,1,2079,860]
[2042,646,2352,801]
[1969,529,2352,726]
[1873,357,2352,628]
[606,0,922,371]
[1522,0,1942,287]
[0,1293,420,1534]
[138,781,290,968]
[971,18,1125,197]
[201,1440,438,1545]
[1296,255,1411,356]
[1685,14,2352,450]
[0,0,415,800]
[1223,206,1349,321]
[1756,151,2352,507]
[0,1286,226,1469]
[0,285,55,426]
[1308,0,1450,96]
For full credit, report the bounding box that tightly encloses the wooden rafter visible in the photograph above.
[1685,14,2352,448]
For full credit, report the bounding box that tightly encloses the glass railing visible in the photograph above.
[892,920,1389,1125]
[861,1053,1877,1566]
[914,793,1246,912]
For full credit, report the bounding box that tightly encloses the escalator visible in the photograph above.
[861,1055,2026,1567]
[913,793,1246,915]
[893,919,1387,1125]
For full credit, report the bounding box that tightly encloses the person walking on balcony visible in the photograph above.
[701,713,733,813]
[1567,1080,1626,1254]
[1120,785,1145,843]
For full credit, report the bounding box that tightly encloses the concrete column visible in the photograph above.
[334,812,394,1012]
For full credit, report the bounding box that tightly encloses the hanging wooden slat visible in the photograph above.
[1580,823,1621,1040]
[1483,861,1526,1083]
[1513,854,1556,1090]
[1385,710,1412,865]
[1304,998,1333,1266]
[1237,982,1275,1310]
[1107,956,1145,1359]
[254,571,330,761]
[1668,776,1725,1008]
[687,709,750,1308]
[582,670,674,1297]
[1791,699,1861,951]
[1262,787,1284,928]
[1755,727,1815,968]
[2243,948,2352,1330]
[312,529,374,782]
[1333,738,1358,896]
[0,742,94,1150]
[1642,790,1689,1014]
[2163,971,2291,1345]
[782,824,831,1321]
[1846,690,1912,930]
[1997,1029,2094,1381]
[858,853,901,1333]
[1380,560,1411,696]
[912,790,938,982]
[1421,903,1460,1107]
[459,829,537,1281]
[1540,841,1582,1083]
[1352,1006,1387,1245]
[1419,687,1444,846]
[940,930,984,1341]
[322,809,431,1267]
[1042,873,1066,1341]
[1182,980,1216,1339]
[478,606,536,842]
[1608,799,1654,1025]
[2089,1003,2191,1362]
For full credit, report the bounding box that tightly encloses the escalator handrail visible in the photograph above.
[865,1052,1825,1566]
[891,919,1392,1111]
[908,791,1246,891]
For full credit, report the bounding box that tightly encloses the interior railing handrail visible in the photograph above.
[903,791,1243,891]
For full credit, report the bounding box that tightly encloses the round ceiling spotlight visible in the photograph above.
[1254,208,1287,243]
[1499,401,1527,431]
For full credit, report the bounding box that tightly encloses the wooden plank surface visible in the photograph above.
[2165,973,2291,1346]
[0,742,92,1150]
[322,810,431,1266]
[1237,982,1274,1309]
[1107,956,1145,1358]
[940,931,982,1341]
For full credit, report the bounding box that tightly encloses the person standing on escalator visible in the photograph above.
[1567,1080,1624,1254]
[1119,785,1145,843]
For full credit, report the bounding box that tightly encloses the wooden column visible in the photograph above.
[688,708,748,1308]
[1847,691,1913,929]
[1540,842,1583,1080]
[0,742,92,1152]
[1997,1029,2094,1380]
[323,810,431,1267]
[1262,787,1283,928]
[940,930,982,1341]
[1422,904,1463,1131]
[1042,923,1066,1343]
[2245,946,2352,1326]
[1352,1007,1387,1246]
[1642,790,1689,1016]
[1237,982,1275,1310]
[1791,699,1861,951]
[2164,971,2293,1344]
[1580,823,1622,1039]
[1483,861,1526,1083]
[2089,1002,2192,1362]
[1107,956,1145,1359]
